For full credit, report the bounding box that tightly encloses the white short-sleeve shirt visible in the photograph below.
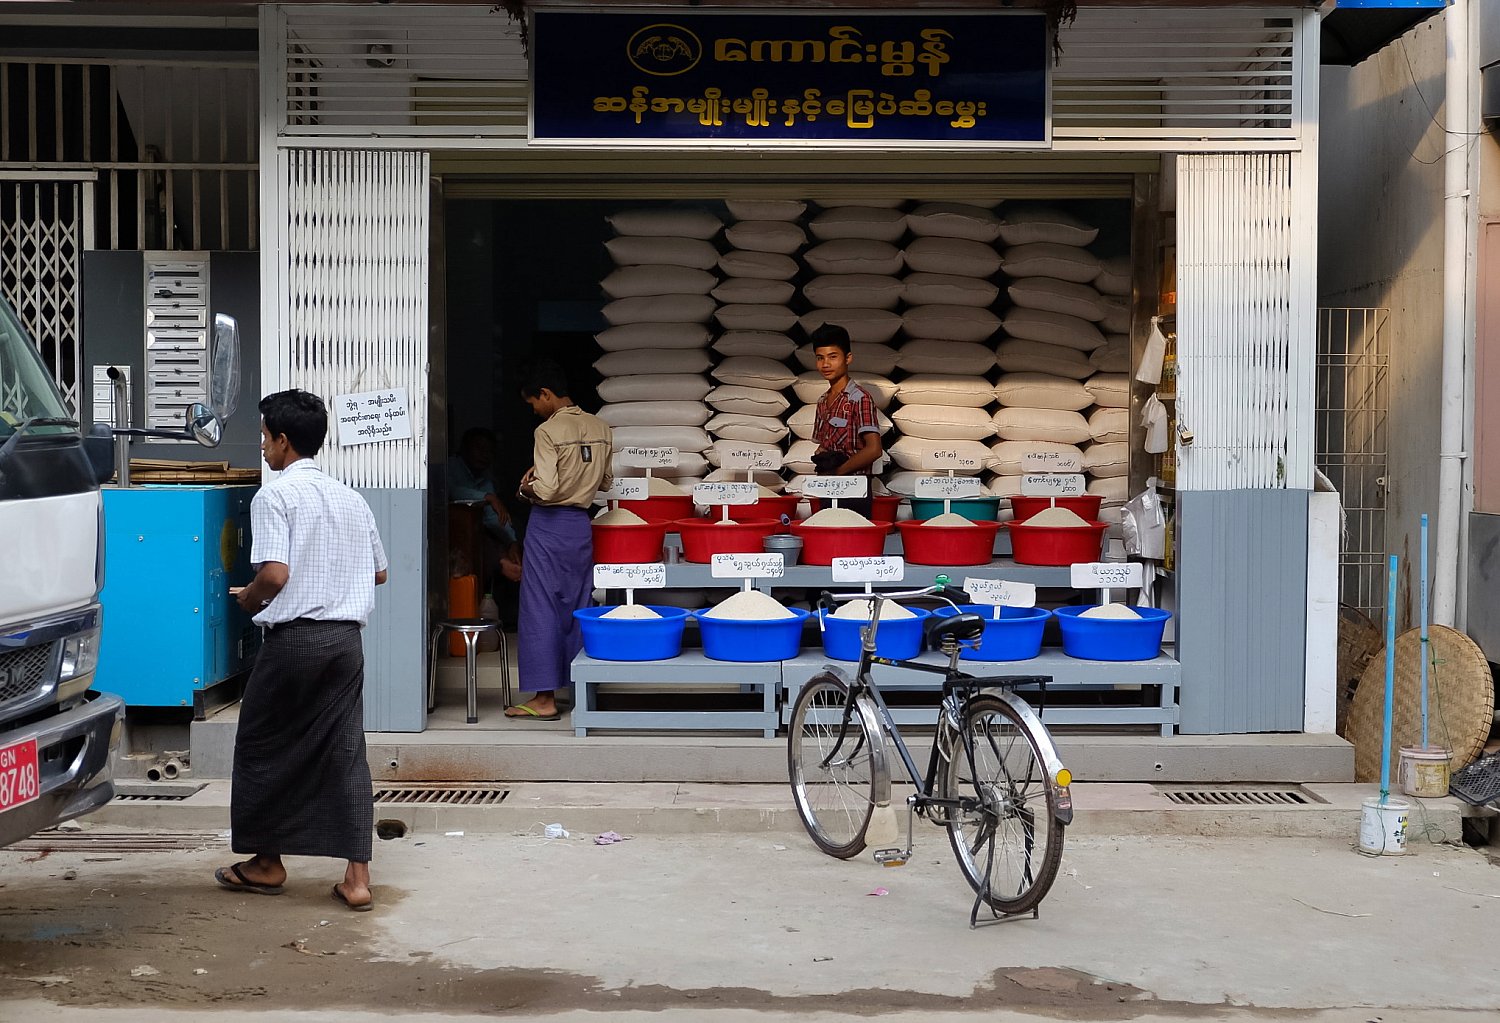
[249,459,389,627]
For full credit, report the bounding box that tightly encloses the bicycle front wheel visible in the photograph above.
[787,672,877,858]
[943,694,1065,915]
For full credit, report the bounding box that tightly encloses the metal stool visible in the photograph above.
[429,617,509,724]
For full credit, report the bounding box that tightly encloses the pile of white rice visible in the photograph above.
[701,590,799,620]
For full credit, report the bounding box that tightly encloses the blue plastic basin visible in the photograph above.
[930,604,1051,661]
[817,607,931,661]
[907,496,1002,522]
[1052,605,1172,661]
[692,608,811,662]
[574,605,692,661]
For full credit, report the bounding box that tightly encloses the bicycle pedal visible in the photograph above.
[873,848,908,867]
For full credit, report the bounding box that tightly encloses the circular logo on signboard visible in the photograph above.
[627,24,703,77]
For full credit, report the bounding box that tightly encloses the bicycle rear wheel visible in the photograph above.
[787,672,877,858]
[943,694,1065,915]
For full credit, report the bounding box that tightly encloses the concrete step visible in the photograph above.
[82,781,1460,844]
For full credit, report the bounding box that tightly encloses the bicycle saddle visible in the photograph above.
[926,612,985,645]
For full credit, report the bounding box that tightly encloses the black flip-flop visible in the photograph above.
[215,862,284,896]
[332,883,374,912]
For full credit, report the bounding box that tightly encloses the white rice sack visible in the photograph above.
[902,305,1001,344]
[600,604,663,620]
[1088,476,1130,501]
[1089,336,1131,374]
[595,323,712,352]
[607,208,723,239]
[808,206,908,243]
[705,384,792,417]
[992,407,1092,445]
[1093,255,1132,297]
[715,330,798,360]
[1000,243,1100,284]
[598,401,711,429]
[794,341,900,377]
[719,249,799,281]
[711,356,797,391]
[705,413,790,445]
[715,304,799,332]
[724,220,807,255]
[1078,603,1143,621]
[609,450,708,479]
[816,198,905,209]
[895,374,996,409]
[711,277,795,305]
[1083,442,1130,479]
[802,274,904,310]
[597,374,711,403]
[891,404,999,441]
[804,239,905,276]
[706,439,785,469]
[997,206,1100,247]
[594,348,711,377]
[725,198,806,222]
[896,340,996,376]
[903,237,1002,277]
[994,339,1095,381]
[989,441,1085,476]
[798,308,903,345]
[1088,408,1128,444]
[602,265,717,299]
[1002,308,1107,352]
[602,294,717,327]
[1099,295,1132,335]
[887,437,993,473]
[1085,373,1131,409]
[611,425,713,453]
[702,590,798,620]
[792,372,897,408]
[702,468,785,490]
[905,202,1002,243]
[901,272,999,308]
[994,373,1093,412]
[783,440,819,475]
[594,507,647,525]
[606,236,719,270]
[985,474,1024,499]
[832,598,917,619]
[1006,277,1109,322]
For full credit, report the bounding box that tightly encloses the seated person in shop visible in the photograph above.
[809,323,883,519]
[448,427,523,585]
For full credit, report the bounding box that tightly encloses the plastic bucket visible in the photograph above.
[590,520,671,564]
[818,607,931,661]
[1004,521,1108,566]
[1398,746,1452,799]
[707,495,800,524]
[618,493,694,522]
[1358,797,1410,856]
[931,604,1052,661]
[809,494,902,524]
[897,520,1001,566]
[762,533,803,567]
[674,518,782,563]
[1009,495,1105,522]
[1052,605,1172,661]
[693,608,811,662]
[907,496,1002,522]
[790,521,890,565]
[573,606,691,661]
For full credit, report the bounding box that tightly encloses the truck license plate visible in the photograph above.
[0,738,40,813]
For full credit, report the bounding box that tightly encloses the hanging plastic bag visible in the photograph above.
[1122,481,1167,561]
[1141,393,1170,454]
[1136,315,1168,385]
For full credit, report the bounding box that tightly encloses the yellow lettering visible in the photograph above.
[879,41,916,78]
[749,39,827,63]
[828,25,863,63]
[714,38,749,62]
[918,29,953,77]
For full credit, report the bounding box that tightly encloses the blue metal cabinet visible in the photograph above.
[95,485,259,707]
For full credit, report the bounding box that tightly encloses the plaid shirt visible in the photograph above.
[813,379,880,459]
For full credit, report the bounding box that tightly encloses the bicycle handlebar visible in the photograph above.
[821,575,969,608]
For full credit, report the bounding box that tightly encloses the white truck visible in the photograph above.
[0,293,236,847]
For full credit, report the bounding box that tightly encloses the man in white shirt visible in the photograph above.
[214,389,388,912]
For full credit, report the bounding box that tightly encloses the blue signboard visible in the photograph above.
[530,11,1050,147]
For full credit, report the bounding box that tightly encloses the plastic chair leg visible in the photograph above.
[427,624,442,713]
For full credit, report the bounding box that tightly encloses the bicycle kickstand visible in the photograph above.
[968,834,1039,929]
[872,796,917,868]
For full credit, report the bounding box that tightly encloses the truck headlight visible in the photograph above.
[58,629,102,698]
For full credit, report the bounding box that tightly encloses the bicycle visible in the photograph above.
[786,577,1073,925]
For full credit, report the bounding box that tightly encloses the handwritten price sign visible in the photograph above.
[963,577,1037,608]
[719,446,783,471]
[1020,473,1086,498]
[1022,450,1083,473]
[832,556,905,583]
[802,475,869,499]
[599,478,649,502]
[922,448,982,471]
[620,447,679,469]
[1071,562,1143,589]
[694,482,758,506]
[710,552,785,579]
[914,476,984,500]
[593,562,667,590]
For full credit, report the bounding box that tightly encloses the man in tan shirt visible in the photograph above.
[506,363,612,720]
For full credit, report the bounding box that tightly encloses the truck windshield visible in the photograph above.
[0,296,74,438]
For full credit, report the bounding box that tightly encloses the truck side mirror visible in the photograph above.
[209,314,241,422]
[187,403,223,448]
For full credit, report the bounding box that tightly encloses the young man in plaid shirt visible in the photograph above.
[809,324,883,517]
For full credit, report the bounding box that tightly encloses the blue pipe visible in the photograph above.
[1381,554,1399,802]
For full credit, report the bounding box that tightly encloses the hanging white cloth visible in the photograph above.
[1141,393,1170,454]
[1136,315,1167,385]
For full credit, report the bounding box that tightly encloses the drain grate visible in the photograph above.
[372,783,509,806]
[1161,788,1313,806]
[5,830,225,853]
[112,781,206,802]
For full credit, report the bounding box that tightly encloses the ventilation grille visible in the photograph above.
[9,830,224,852]
[1161,787,1314,806]
[0,643,53,710]
[373,784,509,806]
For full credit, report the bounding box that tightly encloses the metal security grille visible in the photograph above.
[1160,788,1312,806]
[8,830,224,852]
[1316,309,1390,623]
[0,643,53,712]
[0,177,86,411]
[1175,152,1315,490]
[272,148,430,488]
[373,784,509,805]
[270,5,1312,151]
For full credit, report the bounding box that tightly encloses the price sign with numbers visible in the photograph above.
[963,577,1037,608]
[1021,450,1083,473]
[693,482,758,506]
[802,475,868,499]
[719,447,783,471]
[921,448,982,471]
[1071,562,1143,589]
[832,556,905,583]
[710,552,786,579]
[599,478,649,502]
[593,562,667,590]
[1019,473,1087,498]
[914,476,984,500]
[620,446,679,469]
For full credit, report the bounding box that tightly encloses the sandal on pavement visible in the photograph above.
[215,862,284,896]
[504,704,561,721]
[332,883,374,912]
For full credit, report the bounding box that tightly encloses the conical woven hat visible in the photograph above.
[1349,625,1494,783]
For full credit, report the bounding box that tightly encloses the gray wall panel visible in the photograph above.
[360,488,428,732]
[1178,490,1309,733]
[1466,512,1500,664]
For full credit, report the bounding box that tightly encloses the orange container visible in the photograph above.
[448,573,479,656]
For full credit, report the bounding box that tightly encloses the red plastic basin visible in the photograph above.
[591,520,671,564]
[1003,520,1108,566]
[808,494,902,524]
[705,495,801,523]
[897,520,1002,566]
[674,518,783,563]
[618,493,694,522]
[1009,495,1105,522]
[790,521,891,565]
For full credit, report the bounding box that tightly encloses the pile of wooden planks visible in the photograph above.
[119,458,261,484]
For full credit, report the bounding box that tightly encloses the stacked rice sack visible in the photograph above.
[992,206,1130,529]
[596,208,723,484]
[884,202,1003,504]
